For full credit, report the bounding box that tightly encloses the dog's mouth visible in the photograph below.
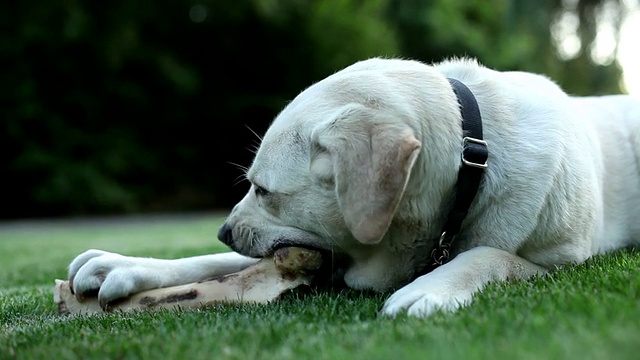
[273,240,323,252]
[271,240,333,261]
[271,240,350,287]
[271,237,348,258]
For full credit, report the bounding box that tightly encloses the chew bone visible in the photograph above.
[54,247,322,315]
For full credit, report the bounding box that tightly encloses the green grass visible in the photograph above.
[1,213,639,360]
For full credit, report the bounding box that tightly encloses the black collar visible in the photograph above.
[421,78,489,274]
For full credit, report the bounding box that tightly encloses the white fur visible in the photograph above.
[68,250,257,302]
[68,58,640,317]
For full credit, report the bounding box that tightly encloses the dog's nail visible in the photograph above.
[99,299,111,312]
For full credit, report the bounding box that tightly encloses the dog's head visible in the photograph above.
[218,58,462,291]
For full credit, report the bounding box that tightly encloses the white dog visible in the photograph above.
[68,57,640,317]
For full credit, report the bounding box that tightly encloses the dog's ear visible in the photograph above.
[310,104,421,244]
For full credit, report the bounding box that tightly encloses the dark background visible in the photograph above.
[1,0,631,219]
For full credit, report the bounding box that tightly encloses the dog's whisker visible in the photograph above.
[232,174,248,187]
[228,161,249,173]
[312,213,340,248]
[249,229,257,250]
[245,125,263,143]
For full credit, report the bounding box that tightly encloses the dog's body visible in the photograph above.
[68,58,640,317]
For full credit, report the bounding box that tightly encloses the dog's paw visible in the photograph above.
[68,249,155,308]
[380,275,474,318]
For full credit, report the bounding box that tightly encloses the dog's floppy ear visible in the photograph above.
[310,104,421,244]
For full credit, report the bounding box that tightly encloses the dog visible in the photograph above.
[68,57,640,317]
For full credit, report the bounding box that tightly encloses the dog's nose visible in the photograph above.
[217,223,234,246]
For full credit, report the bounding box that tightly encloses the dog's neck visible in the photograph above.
[416,78,489,275]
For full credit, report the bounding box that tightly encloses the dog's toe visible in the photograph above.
[381,274,474,318]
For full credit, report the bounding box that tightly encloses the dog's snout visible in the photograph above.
[217,223,234,246]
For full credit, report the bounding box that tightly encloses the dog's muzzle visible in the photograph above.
[217,222,234,246]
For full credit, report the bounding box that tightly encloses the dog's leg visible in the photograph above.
[68,250,259,306]
[381,246,547,317]
[58,247,322,314]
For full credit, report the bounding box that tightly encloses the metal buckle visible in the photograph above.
[462,137,488,169]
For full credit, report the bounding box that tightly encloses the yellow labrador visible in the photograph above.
[68,57,640,317]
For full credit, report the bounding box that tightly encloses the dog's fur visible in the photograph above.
[68,58,640,317]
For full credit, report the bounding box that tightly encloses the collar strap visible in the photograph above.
[426,78,489,272]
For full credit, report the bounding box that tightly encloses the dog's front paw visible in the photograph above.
[68,249,155,308]
[381,275,474,318]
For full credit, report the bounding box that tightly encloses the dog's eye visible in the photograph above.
[254,185,270,197]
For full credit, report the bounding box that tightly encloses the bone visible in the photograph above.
[53,247,322,315]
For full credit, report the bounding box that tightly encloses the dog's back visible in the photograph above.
[571,95,640,252]
[436,59,640,264]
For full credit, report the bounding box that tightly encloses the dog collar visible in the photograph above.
[424,78,489,273]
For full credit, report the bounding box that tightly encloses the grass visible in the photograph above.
[1,213,639,360]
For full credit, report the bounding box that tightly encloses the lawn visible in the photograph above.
[1,213,639,360]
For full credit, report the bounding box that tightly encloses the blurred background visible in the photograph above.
[2,0,639,220]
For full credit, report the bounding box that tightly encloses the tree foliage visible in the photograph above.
[1,0,629,218]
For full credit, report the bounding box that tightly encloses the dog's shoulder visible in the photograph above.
[435,57,567,97]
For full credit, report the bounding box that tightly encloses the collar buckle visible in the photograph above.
[462,137,489,169]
